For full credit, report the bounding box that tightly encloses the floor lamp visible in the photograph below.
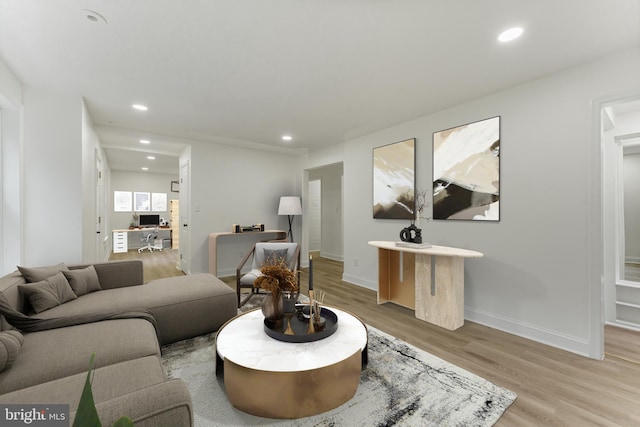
[278,196,302,242]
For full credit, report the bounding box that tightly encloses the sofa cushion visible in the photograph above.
[63,265,101,296]
[0,272,29,329]
[0,356,191,427]
[35,273,237,345]
[0,330,23,372]
[17,263,68,283]
[18,272,78,313]
[0,355,165,405]
[0,318,160,394]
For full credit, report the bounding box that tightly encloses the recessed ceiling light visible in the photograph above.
[146,156,156,160]
[139,139,150,144]
[498,27,523,43]
[80,9,107,24]
[141,167,149,171]
[282,135,293,141]
[132,104,148,111]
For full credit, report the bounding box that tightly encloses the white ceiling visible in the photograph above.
[1,1,639,173]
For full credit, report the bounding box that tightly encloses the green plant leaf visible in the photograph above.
[72,353,102,427]
[112,416,134,427]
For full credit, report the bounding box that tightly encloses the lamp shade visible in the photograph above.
[278,196,302,216]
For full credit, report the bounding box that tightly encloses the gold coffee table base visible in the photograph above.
[224,350,362,419]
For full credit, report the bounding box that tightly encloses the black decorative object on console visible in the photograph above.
[399,224,422,244]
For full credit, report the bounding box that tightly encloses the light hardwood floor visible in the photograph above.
[114,250,640,426]
[109,248,185,282]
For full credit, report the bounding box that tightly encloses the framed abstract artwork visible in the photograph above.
[373,138,416,219]
[432,116,500,221]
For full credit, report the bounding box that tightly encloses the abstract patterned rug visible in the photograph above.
[161,308,516,426]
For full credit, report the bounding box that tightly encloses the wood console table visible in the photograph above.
[368,241,483,330]
[208,230,287,276]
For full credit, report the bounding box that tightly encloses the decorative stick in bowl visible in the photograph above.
[313,289,326,330]
[307,255,315,334]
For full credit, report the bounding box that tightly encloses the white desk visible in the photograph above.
[112,228,172,253]
[368,241,483,330]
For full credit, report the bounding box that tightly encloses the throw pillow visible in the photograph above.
[19,272,78,314]
[0,330,24,372]
[263,248,289,265]
[17,263,69,283]
[62,265,101,297]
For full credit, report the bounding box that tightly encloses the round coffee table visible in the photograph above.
[216,306,368,419]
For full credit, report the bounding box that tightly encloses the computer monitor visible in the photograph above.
[139,214,160,227]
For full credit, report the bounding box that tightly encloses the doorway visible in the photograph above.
[602,97,640,360]
[95,150,105,261]
[306,163,344,262]
[179,159,190,273]
[308,179,321,252]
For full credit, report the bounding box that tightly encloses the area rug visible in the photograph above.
[161,316,516,426]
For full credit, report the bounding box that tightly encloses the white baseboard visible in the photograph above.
[606,320,640,332]
[464,307,591,357]
[625,256,640,264]
[341,273,378,291]
[320,251,344,262]
[337,273,593,357]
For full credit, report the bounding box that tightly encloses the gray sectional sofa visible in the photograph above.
[0,260,237,426]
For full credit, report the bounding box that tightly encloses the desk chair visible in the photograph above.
[236,242,300,307]
[138,228,163,253]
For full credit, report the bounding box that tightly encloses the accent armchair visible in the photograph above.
[236,242,300,307]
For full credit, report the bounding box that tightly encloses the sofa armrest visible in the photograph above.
[92,260,144,289]
[80,379,192,427]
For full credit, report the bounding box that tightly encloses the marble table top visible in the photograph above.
[216,307,367,372]
[369,240,483,258]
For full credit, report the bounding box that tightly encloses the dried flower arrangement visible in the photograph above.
[254,255,298,297]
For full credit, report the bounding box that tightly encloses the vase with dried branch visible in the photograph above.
[414,189,431,228]
[254,255,298,323]
[399,189,432,244]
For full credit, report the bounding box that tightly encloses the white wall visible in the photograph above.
[306,47,640,357]
[22,87,84,266]
[0,57,21,108]
[188,141,300,276]
[109,170,179,230]
[0,57,22,274]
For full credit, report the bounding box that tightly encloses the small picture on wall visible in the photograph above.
[373,138,416,219]
[432,116,500,221]
[134,192,151,212]
[152,193,167,212]
[113,191,132,212]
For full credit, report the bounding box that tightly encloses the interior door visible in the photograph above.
[95,151,104,261]
[179,160,190,273]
